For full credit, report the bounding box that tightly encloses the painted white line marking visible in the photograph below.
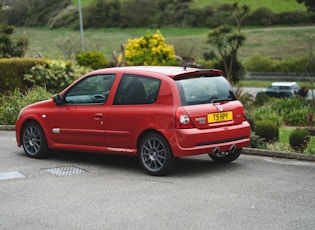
[0,171,25,180]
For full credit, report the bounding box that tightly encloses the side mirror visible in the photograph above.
[53,94,63,105]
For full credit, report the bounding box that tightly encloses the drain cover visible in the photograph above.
[42,166,87,177]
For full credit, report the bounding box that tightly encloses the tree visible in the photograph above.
[297,0,315,12]
[208,25,246,83]
[0,24,29,58]
[207,3,249,83]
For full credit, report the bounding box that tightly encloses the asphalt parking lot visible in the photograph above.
[1,130,315,230]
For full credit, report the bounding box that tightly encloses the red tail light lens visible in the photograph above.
[175,107,195,129]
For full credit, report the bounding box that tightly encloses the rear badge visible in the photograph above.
[216,105,223,112]
[195,117,206,124]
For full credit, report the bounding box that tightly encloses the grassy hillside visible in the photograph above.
[74,0,306,13]
[191,0,306,12]
[14,26,315,61]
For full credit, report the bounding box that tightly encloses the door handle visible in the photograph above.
[94,113,103,120]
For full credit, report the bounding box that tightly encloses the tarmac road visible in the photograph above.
[1,130,315,230]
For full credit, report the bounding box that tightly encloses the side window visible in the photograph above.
[64,74,116,104]
[114,74,160,105]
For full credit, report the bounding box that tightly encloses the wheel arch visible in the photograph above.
[20,119,48,146]
[137,129,174,156]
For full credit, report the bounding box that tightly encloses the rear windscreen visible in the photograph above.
[175,76,236,106]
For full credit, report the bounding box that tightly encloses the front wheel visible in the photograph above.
[138,133,177,176]
[22,121,49,158]
[209,148,242,163]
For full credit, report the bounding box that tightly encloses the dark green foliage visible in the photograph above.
[254,120,279,142]
[2,1,313,28]
[250,132,267,149]
[244,54,315,73]
[0,86,52,125]
[271,98,314,126]
[252,97,314,127]
[243,54,278,72]
[255,92,269,106]
[84,0,121,28]
[214,56,246,84]
[3,0,73,27]
[297,0,315,12]
[0,58,47,93]
[47,5,79,29]
[76,51,108,70]
[0,24,28,58]
[289,128,311,152]
[24,60,90,91]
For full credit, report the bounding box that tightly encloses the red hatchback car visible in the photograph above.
[16,66,251,175]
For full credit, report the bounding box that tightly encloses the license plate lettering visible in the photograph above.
[208,111,233,123]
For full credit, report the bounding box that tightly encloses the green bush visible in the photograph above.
[252,97,314,127]
[271,98,314,126]
[252,105,283,127]
[243,54,315,73]
[289,129,311,153]
[0,86,52,125]
[243,54,278,72]
[76,51,108,70]
[254,120,279,143]
[250,132,267,149]
[122,30,178,66]
[0,58,47,94]
[24,60,90,91]
[254,92,269,106]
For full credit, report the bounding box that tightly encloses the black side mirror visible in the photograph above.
[53,94,63,105]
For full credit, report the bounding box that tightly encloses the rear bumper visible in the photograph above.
[168,121,251,157]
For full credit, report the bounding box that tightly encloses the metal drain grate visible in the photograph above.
[42,166,87,177]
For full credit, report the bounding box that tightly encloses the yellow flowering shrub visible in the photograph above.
[123,31,178,66]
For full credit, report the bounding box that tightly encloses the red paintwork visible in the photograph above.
[15,66,250,157]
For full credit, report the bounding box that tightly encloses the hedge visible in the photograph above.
[0,58,47,94]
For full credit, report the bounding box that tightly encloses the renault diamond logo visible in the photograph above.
[217,105,223,112]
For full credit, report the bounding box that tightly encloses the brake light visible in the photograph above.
[175,107,195,129]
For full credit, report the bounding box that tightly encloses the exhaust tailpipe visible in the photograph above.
[212,147,220,155]
[229,144,236,154]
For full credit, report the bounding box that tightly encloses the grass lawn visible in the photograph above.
[14,26,315,61]
[279,127,295,144]
[267,127,315,154]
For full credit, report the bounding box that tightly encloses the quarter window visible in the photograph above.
[114,74,161,105]
[64,74,116,104]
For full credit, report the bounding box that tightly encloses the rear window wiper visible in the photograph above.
[211,98,233,103]
[211,90,236,103]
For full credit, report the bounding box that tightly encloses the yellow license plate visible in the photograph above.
[208,111,233,123]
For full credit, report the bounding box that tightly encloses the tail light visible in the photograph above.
[175,107,195,129]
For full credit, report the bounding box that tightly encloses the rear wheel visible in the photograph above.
[22,121,49,158]
[138,133,177,176]
[209,148,242,163]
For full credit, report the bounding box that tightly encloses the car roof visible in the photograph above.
[90,66,223,79]
[271,82,298,87]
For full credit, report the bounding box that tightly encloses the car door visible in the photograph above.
[46,74,116,147]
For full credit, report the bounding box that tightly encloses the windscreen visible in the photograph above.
[175,76,236,106]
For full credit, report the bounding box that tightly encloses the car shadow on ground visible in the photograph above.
[35,150,242,176]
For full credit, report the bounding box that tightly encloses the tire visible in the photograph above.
[22,121,49,158]
[209,148,242,163]
[138,133,177,176]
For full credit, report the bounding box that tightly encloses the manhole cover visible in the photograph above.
[42,166,87,177]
